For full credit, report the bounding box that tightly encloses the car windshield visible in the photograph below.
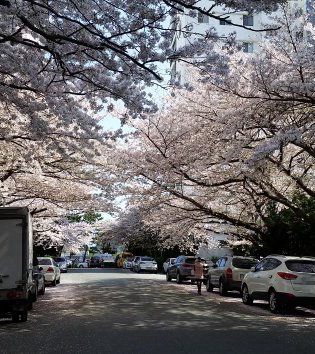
[38,258,52,265]
[54,258,65,262]
[285,260,315,273]
[185,258,196,264]
[232,258,258,269]
[141,257,154,261]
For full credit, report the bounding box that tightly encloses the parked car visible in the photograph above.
[241,255,315,313]
[37,257,61,286]
[123,257,134,269]
[131,256,141,271]
[206,256,258,295]
[163,258,176,273]
[89,256,103,268]
[77,261,89,268]
[53,257,68,273]
[166,256,209,283]
[133,257,158,273]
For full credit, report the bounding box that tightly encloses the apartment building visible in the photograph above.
[170,0,307,83]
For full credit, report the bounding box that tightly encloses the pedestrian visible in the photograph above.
[194,257,204,295]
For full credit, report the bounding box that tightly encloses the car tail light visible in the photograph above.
[277,272,298,280]
[226,268,233,279]
[182,263,192,268]
[47,267,54,273]
[7,291,23,299]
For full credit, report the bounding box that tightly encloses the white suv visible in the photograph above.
[241,255,315,313]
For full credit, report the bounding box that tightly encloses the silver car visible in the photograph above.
[53,257,68,273]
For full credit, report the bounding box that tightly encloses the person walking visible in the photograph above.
[194,257,204,295]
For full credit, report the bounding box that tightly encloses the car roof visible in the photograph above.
[266,255,315,261]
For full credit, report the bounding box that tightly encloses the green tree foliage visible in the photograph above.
[67,211,102,224]
[231,195,315,257]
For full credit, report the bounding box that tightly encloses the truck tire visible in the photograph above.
[12,312,19,323]
[52,278,57,286]
[20,310,28,322]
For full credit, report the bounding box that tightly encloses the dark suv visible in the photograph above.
[166,256,209,284]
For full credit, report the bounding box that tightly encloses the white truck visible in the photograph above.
[0,207,34,322]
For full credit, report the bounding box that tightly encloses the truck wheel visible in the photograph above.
[52,278,57,287]
[56,277,60,284]
[20,311,28,322]
[12,312,19,323]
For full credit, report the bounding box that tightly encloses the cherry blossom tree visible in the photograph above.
[111,9,315,249]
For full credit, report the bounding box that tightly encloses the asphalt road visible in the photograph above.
[1,268,315,354]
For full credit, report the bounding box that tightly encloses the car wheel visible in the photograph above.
[219,279,227,296]
[31,286,38,302]
[166,272,172,282]
[242,284,253,305]
[206,278,214,292]
[269,290,282,314]
[52,278,57,287]
[39,283,45,295]
[176,272,182,284]
[56,277,60,284]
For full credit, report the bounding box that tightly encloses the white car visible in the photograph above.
[163,258,176,273]
[37,257,61,286]
[241,255,315,313]
[134,257,158,273]
[77,262,88,268]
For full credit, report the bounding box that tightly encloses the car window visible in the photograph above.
[219,258,227,267]
[232,258,258,269]
[141,257,154,261]
[38,258,52,265]
[264,258,282,270]
[255,259,268,272]
[185,258,196,264]
[170,258,175,264]
[285,260,315,273]
[54,257,65,262]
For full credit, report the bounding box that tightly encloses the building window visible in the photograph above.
[243,14,254,26]
[219,18,231,25]
[243,42,254,53]
[198,12,209,24]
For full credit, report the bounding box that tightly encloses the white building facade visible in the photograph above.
[170,0,307,83]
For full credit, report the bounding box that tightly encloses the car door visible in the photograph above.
[169,257,180,277]
[247,259,274,298]
[255,258,282,296]
[211,258,225,286]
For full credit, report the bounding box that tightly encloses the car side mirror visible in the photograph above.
[250,266,256,272]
